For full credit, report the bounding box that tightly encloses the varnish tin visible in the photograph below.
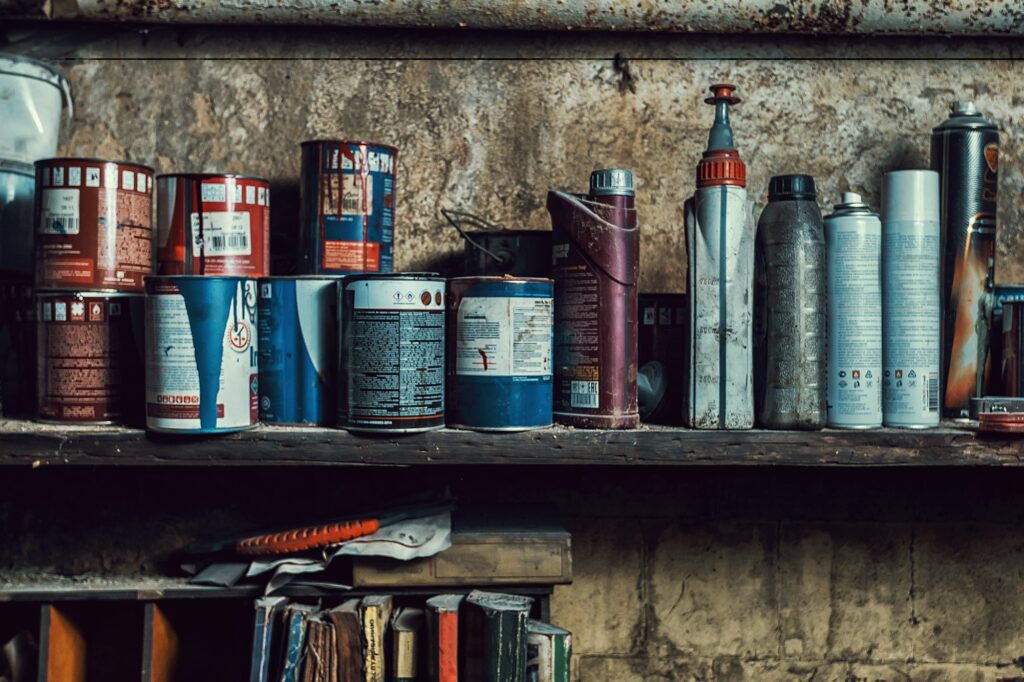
[156,173,270,277]
[35,158,154,292]
[338,273,445,433]
[299,140,397,275]
[257,276,338,425]
[145,276,258,434]
[447,276,553,431]
[36,291,144,424]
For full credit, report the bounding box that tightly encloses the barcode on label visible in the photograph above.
[570,380,599,408]
[927,376,939,412]
[342,195,361,212]
[46,217,78,234]
[209,234,249,251]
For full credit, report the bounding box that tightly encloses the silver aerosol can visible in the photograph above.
[824,192,883,429]
[754,174,827,429]
[882,170,942,428]
[684,83,755,429]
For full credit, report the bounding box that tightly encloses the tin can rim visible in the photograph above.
[35,291,144,299]
[145,275,256,283]
[463,229,551,238]
[301,139,399,155]
[156,172,271,184]
[258,275,343,282]
[35,157,155,174]
[447,276,553,285]
[341,272,441,281]
[0,159,34,177]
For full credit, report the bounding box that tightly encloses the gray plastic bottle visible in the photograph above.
[754,174,827,429]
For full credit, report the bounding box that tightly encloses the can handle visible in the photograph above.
[441,208,507,264]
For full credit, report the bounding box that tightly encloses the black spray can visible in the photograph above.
[754,174,827,429]
[931,101,998,417]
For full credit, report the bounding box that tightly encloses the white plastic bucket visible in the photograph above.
[0,54,73,165]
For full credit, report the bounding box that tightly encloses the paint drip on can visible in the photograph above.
[338,273,445,432]
[931,101,999,417]
[145,276,258,434]
[37,292,144,424]
[548,168,639,429]
[447,276,553,431]
[1000,291,1024,398]
[156,173,271,277]
[824,192,883,429]
[299,141,397,275]
[257,276,338,425]
[882,170,942,429]
[684,83,755,430]
[0,161,35,278]
[638,293,687,425]
[35,158,154,292]
[0,282,35,417]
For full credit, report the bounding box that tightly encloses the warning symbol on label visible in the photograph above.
[852,370,861,379]
[908,369,917,378]
[89,303,104,321]
[229,321,251,352]
[865,370,872,379]
[895,369,903,378]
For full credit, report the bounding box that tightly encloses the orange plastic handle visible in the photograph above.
[236,518,382,556]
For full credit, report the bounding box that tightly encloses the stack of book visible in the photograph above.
[252,591,571,682]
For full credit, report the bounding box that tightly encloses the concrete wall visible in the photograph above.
[6,22,1024,682]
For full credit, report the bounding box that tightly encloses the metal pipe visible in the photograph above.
[3,0,1024,35]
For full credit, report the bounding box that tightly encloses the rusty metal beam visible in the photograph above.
[2,0,1024,35]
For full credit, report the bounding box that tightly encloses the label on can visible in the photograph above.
[190,212,252,256]
[340,278,444,430]
[553,247,601,408]
[456,296,552,377]
[40,189,80,234]
[145,279,258,432]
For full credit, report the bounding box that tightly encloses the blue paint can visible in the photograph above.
[447,276,553,431]
[145,275,258,434]
[257,276,338,425]
[299,140,397,275]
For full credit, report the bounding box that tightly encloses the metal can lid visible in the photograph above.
[826,191,877,218]
[589,168,635,197]
[768,174,816,201]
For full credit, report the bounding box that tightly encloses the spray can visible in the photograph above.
[547,169,639,429]
[882,170,941,428]
[684,83,754,430]
[931,102,998,417]
[824,193,883,429]
[754,174,826,429]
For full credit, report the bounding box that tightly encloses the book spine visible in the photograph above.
[437,610,458,682]
[489,611,528,682]
[363,607,385,682]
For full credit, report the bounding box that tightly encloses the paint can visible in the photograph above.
[932,101,999,417]
[257,276,339,425]
[0,160,35,278]
[156,173,270,277]
[823,193,883,429]
[145,276,258,434]
[338,273,445,432]
[299,140,397,275]
[882,170,942,429]
[637,293,687,425]
[1001,295,1024,398]
[36,292,144,424]
[35,158,154,292]
[0,281,35,417]
[547,169,639,429]
[447,276,553,431]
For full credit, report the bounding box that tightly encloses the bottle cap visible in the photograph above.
[826,191,877,219]
[934,99,996,132]
[696,83,746,188]
[882,170,940,222]
[768,174,816,201]
[590,168,635,197]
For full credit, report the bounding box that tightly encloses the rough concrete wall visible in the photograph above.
[9,25,1024,288]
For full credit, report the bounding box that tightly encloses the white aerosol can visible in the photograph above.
[684,83,755,429]
[882,170,942,428]
[824,192,882,429]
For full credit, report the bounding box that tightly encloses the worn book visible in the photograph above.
[462,591,533,682]
[391,607,425,682]
[280,604,316,682]
[325,599,363,682]
[359,595,393,682]
[351,521,571,587]
[425,595,463,682]
[250,596,288,682]
[301,615,335,682]
[526,620,571,682]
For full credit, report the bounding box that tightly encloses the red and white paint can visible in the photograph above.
[156,173,270,277]
[36,291,145,424]
[34,158,154,292]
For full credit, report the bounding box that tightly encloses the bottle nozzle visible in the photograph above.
[696,82,746,188]
[705,83,741,152]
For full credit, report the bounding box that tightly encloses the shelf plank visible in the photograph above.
[0,419,1019,467]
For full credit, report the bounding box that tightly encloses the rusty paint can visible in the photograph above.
[638,293,687,425]
[156,173,270,277]
[0,280,35,416]
[447,276,553,431]
[338,273,445,432]
[35,158,154,292]
[1001,296,1024,398]
[36,291,144,424]
[299,140,397,275]
[547,168,639,429]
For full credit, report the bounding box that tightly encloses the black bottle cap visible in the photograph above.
[768,174,816,201]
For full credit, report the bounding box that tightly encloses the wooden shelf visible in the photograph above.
[0,419,1019,467]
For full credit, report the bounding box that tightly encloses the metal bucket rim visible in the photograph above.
[447,275,553,285]
[301,139,398,155]
[36,157,155,174]
[156,172,270,184]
